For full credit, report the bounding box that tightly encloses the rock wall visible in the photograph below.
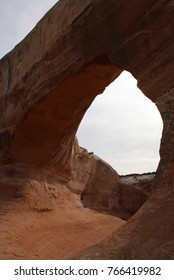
[67,138,147,220]
[0,0,174,259]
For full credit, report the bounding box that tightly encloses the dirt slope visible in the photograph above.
[0,180,125,259]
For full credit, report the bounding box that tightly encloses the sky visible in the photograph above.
[0,1,163,175]
[77,72,163,174]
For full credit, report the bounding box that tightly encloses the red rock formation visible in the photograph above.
[0,0,174,259]
[0,178,124,259]
[68,138,147,220]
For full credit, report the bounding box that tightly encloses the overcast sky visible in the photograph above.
[0,1,163,175]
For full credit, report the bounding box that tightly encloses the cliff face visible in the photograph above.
[68,139,147,220]
[0,0,174,259]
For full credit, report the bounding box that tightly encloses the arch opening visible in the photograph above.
[77,71,163,175]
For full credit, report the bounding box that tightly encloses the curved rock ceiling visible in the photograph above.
[0,0,174,259]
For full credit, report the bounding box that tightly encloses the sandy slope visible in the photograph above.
[0,180,125,259]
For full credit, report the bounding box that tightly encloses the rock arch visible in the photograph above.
[77,70,163,174]
[0,0,174,259]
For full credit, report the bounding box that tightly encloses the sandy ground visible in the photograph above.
[0,181,125,259]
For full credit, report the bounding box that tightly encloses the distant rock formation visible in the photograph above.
[0,0,174,259]
[68,138,147,220]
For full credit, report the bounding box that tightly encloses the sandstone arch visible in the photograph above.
[77,70,163,174]
[0,0,174,259]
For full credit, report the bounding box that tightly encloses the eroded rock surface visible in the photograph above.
[67,138,147,220]
[0,0,174,259]
[0,178,124,259]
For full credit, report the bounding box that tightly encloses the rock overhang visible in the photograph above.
[0,0,174,259]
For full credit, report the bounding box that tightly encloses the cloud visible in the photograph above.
[77,71,163,174]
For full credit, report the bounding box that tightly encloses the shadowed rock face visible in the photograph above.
[0,0,174,259]
[68,139,147,220]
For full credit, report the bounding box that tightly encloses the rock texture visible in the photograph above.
[0,178,124,259]
[119,173,155,194]
[0,0,174,259]
[69,139,147,220]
